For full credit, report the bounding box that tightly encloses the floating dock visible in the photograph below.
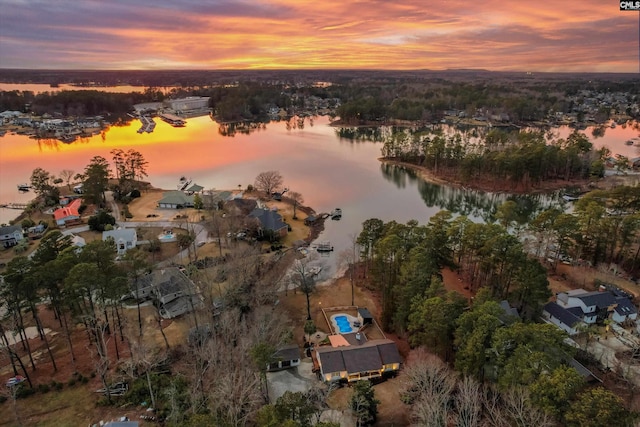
[159,113,186,127]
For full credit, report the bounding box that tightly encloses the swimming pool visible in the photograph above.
[333,314,353,334]
[157,232,176,243]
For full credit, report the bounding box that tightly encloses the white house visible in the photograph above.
[542,302,583,335]
[556,288,637,325]
[102,228,137,255]
[556,289,616,324]
[612,298,638,324]
[0,225,24,248]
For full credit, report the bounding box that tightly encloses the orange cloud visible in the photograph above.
[0,0,637,71]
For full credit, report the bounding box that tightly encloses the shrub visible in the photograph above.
[21,218,35,229]
[130,189,141,198]
[37,383,51,393]
[88,211,116,232]
[0,395,7,403]
[67,378,76,386]
[78,204,87,215]
[15,386,35,399]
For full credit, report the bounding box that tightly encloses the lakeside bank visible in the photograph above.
[380,157,640,195]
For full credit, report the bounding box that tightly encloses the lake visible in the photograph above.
[0,83,149,94]
[1,115,638,277]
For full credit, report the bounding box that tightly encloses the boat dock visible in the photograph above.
[159,113,186,127]
[0,202,29,210]
[137,116,156,133]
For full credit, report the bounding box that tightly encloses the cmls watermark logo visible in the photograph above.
[620,1,640,10]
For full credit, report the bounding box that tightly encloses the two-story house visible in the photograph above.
[102,228,137,255]
[0,225,24,248]
[556,288,637,325]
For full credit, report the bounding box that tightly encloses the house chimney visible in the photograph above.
[355,333,361,341]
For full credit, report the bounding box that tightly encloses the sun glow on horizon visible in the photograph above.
[0,0,638,72]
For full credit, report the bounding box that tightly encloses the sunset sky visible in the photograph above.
[1,0,638,72]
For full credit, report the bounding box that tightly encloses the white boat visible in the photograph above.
[330,208,342,220]
[17,183,30,192]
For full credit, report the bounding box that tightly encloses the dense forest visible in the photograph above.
[355,197,640,425]
[379,127,606,189]
[359,187,640,338]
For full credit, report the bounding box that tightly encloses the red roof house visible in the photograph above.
[53,199,82,227]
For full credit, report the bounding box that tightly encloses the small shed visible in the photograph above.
[357,308,373,326]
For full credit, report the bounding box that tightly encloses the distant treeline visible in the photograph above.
[0,89,165,117]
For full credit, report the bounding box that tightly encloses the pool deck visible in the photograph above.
[321,306,386,340]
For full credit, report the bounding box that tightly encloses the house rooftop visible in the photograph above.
[614,297,638,316]
[186,183,204,193]
[544,302,583,327]
[357,307,373,319]
[102,228,136,242]
[573,291,617,308]
[249,207,287,232]
[158,190,194,206]
[0,225,22,235]
[316,346,346,373]
[274,344,301,361]
[342,345,382,373]
[376,339,402,365]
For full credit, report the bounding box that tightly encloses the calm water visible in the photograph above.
[1,115,638,277]
[0,83,148,94]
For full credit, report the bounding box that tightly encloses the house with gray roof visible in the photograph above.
[612,297,638,324]
[542,302,584,335]
[249,207,288,238]
[0,225,24,248]
[157,190,194,209]
[185,183,204,194]
[315,338,401,383]
[556,288,637,325]
[556,289,617,324]
[102,228,137,255]
[130,267,202,319]
[267,344,302,372]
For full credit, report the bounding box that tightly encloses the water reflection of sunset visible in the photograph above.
[2,116,640,227]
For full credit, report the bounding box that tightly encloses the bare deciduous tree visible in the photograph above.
[288,191,304,219]
[59,169,75,189]
[454,376,482,427]
[481,385,510,427]
[254,170,283,196]
[401,348,456,426]
[502,387,554,427]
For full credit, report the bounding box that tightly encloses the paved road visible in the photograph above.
[105,190,120,221]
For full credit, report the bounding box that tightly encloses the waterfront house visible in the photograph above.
[157,190,194,209]
[102,228,137,255]
[53,199,82,227]
[249,207,288,238]
[0,225,24,248]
